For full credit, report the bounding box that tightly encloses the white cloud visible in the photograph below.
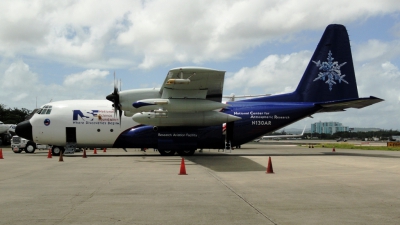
[0,60,112,109]
[333,60,400,129]
[1,0,400,69]
[0,60,38,90]
[116,0,400,69]
[353,39,400,63]
[225,51,311,94]
[63,69,109,88]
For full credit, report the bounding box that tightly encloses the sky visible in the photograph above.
[0,0,400,130]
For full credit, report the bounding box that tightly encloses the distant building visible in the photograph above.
[311,121,348,135]
[392,136,400,141]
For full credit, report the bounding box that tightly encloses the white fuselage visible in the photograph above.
[30,100,139,147]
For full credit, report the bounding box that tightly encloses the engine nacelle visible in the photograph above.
[118,88,161,111]
[132,111,240,126]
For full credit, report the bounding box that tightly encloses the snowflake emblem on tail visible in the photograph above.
[312,50,348,91]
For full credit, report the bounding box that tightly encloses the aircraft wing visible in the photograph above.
[159,67,225,102]
[119,67,240,126]
[315,96,384,113]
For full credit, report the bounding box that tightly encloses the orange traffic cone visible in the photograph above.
[103,148,106,153]
[179,158,187,175]
[59,151,64,162]
[47,149,52,158]
[93,148,97,154]
[266,156,274,174]
[82,149,87,158]
[332,147,336,152]
[0,149,3,159]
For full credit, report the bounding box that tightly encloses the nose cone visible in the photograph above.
[106,93,114,102]
[16,120,33,141]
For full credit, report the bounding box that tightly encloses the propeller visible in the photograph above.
[106,72,122,126]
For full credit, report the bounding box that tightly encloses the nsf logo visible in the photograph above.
[44,118,51,126]
[73,110,99,121]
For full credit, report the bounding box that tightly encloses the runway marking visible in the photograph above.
[205,169,278,225]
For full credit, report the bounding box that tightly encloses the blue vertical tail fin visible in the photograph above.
[240,24,382,109]
[295,24,358,102]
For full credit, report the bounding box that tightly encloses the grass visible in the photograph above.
[306,143,400,151]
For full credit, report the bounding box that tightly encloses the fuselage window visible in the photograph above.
[39,105,52,115]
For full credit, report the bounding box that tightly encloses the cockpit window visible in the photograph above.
[36,105,53,115]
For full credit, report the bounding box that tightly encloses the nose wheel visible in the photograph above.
[25,141,36,153]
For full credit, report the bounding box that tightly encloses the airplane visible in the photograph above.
[336,137,348,142]
[16,24,383,156]
[262,126,306,140]
[0,121,16,145]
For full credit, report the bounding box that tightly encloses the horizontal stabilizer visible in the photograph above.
[316,96,383,113]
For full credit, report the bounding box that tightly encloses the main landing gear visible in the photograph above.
[52,146,65,156]
[157,149,195,156]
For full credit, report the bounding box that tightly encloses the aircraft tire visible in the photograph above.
[158,149,176,156]
[177,150,195,156]
[52,146,64,156]
[25,142,36,153]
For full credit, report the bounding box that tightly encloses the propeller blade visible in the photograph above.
[106,71,123,126]
[118,104,122,127]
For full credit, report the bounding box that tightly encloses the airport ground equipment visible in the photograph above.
[11,135,50,154]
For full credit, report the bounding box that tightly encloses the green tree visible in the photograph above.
[0,104,31,124]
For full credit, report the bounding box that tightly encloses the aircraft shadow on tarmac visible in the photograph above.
[26,151,267,172]
[186,156,266,172]
[25,150,400,173]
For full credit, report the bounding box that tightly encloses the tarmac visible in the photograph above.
[1,143,400,225]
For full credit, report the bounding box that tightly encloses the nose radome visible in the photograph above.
[16,120,33,141]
